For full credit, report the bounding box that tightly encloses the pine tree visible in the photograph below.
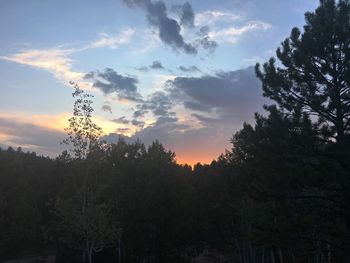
[256,0,350,141]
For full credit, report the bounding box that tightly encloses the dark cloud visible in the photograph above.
[196,26,218,53]
[134,91,174,118]
[169,67,264,118]
[199,37,218,53]
[191,113,219,124]
[133,109,148,118]
[183,100,209,112]
[150,60,164,69]
[111,116,130,124]
[0,117,66,157]
[123,0,197,55]
[136,61,165,72]
[103,120,190,148]
[155,116,178,125]
[171,2,195,28]
[135,66,149,72]
[84,68,142,102]
[178,65,201,73]
[102,133,133,144]
[130,91,178,132]
[102,102,112,114]
[131,119,145,128]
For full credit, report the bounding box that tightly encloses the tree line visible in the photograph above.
[1,0,349,262]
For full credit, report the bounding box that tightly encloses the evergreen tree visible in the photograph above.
[256,0,350,141]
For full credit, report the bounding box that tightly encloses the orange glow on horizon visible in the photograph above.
[176,155,216,167]
[0,112,228,165]
[174,148,225,167]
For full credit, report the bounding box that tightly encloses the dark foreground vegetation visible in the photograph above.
[1,0,350,262]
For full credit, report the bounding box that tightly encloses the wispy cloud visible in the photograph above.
[208,20,272,43]
[0,48,84,85]
[178,65,201,73]
[194,9,271,45]
[87,28,135,49]
[0,28,134,88]
[195,10,241,26]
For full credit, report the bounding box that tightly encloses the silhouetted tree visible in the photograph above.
[231,0,350,261]
[55,83,119,263]
[256,0,350,141]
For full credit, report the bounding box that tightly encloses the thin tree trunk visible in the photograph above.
[118,236,121,263]
[292,251,296,263]
[88,247,93,263]
[270,250,275,263]
[262,247,265,263]
[235,239,243,263]
[278,250,283,263]
[327,239,331,263]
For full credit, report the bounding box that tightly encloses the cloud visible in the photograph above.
[136,60,165,71]
[129,90,178,133]
[191,113,220,124]
[0,116,66,156]
[0,28,134,88]
[150,60,164,70]
[208,20,272,44]
[195,26,218,53]
[183,101,209,112]
[111,116,130,124]
[171,2,195,28]
[195,10,241,26]
[133,109,148,118]
[0,48,84,86]
[84,68,142,102]
[134,91,174,118]
[87,28,135,49]
[126,66,265,141]
[194,10,271,45]
[135,66,149,72]
[0,111,122,143]
[155,116,178,125]
[169,67,265,118]
[123,0,197,55]
[178,65,201,73]
[102,102,113,114]
[131,119,145,128]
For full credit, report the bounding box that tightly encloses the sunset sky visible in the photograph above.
[0,0,319,165]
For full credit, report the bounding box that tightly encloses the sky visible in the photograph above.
[0,0,319,165]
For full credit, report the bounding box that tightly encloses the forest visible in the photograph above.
[1,0,350,262]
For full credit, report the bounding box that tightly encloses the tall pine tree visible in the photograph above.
[256,0,350,142]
